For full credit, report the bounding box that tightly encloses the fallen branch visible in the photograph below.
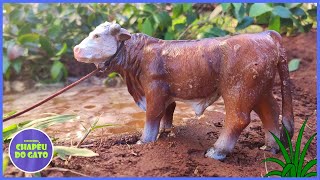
[46,167,90,177]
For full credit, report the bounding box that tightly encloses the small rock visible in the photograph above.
[11,81,26,92]
[4,81,11,93]
[47,171,64,177]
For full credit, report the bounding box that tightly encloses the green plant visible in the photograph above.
[3,4,110,82]
[2,112,109,175]
[2,113,76,142]
[53,146,99,160]
[223,3,317,34]
[3,3,317,83]
[263,117,317,177]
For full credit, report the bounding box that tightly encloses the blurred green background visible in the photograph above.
[2,3,317,83]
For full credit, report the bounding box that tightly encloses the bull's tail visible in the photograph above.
[269,30,294,146]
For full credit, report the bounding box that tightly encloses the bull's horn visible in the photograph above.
[110,24,121,35]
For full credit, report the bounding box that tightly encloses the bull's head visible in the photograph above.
[73,22,131,67]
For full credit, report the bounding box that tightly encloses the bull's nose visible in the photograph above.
[74,45,81,54]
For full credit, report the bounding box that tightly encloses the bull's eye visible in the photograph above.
[93,34,100,39]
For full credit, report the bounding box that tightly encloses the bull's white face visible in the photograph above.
[73,22,131,67]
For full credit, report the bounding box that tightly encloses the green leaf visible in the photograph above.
[182,4,192,12]
[272,6,292,19]
[54,146,99,160]
[205,27,228,37]
[108,72,118,78]
[270,131,291,164]
[3,124,18,141]
[164,31,175,40]
[303,24,313,33]
[301,159,317,177]
[256,12,271,24]
[186,12,197,25]
[285,3,301,9]
[48,25,62,39]
[141,18,154,36]
[2,54,10,74]
[304,172,317,177]
[3,153,9,174]
[142,4,157,14]
[292,7,306,18]
[9,8,23,24]
[153,12,172,29]
[12,59,22,73]
[283,125,294,160]
[264,170,282,177]
[297,133,317,176]
[293,117,308,171]
[55,43,68,56]
[18,33,39,44]
[39,36,54,56]
[249,3,272,17]
[236,16,254,31]
[221,3,231,12]
[50,61,65,81]
[172,4,183,18]
[13,115,75,136]
[3,111,17,119]
[38,3,50,11]
[262,157,285,168]
[268,15,281,32]
[307,8,317,18]
[281,164,295,177]
[288,58,300,72]
[18,24,32,36]
[232,3,245,22]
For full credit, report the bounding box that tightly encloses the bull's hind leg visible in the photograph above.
[205,108,251,160]
[206,84,259,160]
[160,102,176,131]
[254,95,280,154]
[159,102,176,138]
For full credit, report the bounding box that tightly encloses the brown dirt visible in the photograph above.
[4,31,317,177]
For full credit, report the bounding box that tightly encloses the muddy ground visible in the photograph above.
[3,30,317,177]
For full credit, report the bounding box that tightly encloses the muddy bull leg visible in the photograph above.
[254,95,280,153]
[206,111,251,160]
[137,82,169,143]
[160,102,176,131]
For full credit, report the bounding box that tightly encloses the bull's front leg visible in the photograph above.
[138,82,169,144]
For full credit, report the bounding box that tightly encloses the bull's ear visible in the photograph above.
[117,28,131,41]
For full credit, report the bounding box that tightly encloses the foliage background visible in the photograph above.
[2,3,317,83]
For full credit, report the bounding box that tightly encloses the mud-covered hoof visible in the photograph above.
[159,128,175,138]
[205,147,227,160]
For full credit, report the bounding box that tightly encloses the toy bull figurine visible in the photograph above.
[74,22,294,160]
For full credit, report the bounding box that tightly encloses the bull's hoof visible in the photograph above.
[159,128,175,138]
[205,147,227,160]
[136,140,144,144]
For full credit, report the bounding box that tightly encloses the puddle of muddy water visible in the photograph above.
[3,85,226,143]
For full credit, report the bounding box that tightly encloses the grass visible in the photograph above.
[263,117,317,177]
[2,112,116,176]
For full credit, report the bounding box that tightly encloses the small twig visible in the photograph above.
[46,167,90,177]
[80,144,94,148]
[67,114,103,162]
[264,153,269,175]
[177,24,193,40]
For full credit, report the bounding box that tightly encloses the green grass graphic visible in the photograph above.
[263,117,317,177]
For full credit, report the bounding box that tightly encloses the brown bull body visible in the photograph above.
[76,28,294,160]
